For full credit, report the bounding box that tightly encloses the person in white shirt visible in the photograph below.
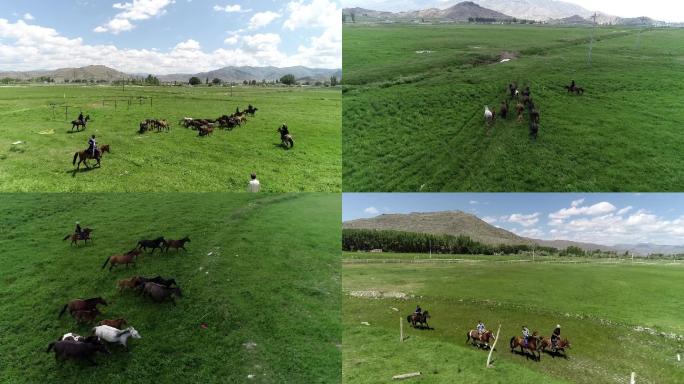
[247,172,260,192]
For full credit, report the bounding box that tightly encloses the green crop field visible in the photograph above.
[0,85,340,192]
[342,24,684,191]
[343,252,684,383]
[0,193,341,383]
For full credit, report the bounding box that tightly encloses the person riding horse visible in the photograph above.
[414,305,422,315]
[235,107,241,115]
[75,222,83,238]
[477,321,486,335]
[88,135,98,159]
[570,80,576,92]
[551,324,561,349]
[78,112,84,124]
[522,326,531,347]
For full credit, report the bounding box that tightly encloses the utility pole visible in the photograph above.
[587,12,598,67]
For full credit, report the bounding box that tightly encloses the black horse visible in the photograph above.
[245,105,258,116]
[136,275,178,288]
[71,115,90,131]
[529,121,539,140]
[407,311,431,329]
[137,237,166,253]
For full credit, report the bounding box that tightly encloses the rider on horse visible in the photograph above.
[551,324,561,349]
[414,305,422,315]
[570,80,576,92]
[235,106,241,115]
[88,135,98,158]
[522,326,530,347]
[75,222,83,238]
[477,320,486,335]
[278,123,290,141]
[78,112,84,124]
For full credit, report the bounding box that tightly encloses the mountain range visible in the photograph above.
[0,65,341,83]
[343,211,683,255]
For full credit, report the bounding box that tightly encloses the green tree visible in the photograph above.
[212,78,222,85]
[280,74,296,85]
[189,76,202,85]
[330,76,338,86]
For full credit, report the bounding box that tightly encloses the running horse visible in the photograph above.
[102,248,142,271]
[71,115,90,131]
[72,144,110,170]
[407,311,431,329]
[58,297,107,319]
[540,337,571,357]
[510,332,542,361]
[466,329,496,349]
[62,227,93,246]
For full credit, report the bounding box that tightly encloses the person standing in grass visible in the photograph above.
[247,172,260,192]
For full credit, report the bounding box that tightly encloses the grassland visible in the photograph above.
[0,193,341,383]
[0,85,340,192]
[343,252,684,383]
[342,24,684,191]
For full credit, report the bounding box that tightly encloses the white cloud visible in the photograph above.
[502,212,540,227]
[571,198,584,207]
[283,0,339,30]
[248,11,281,29]
[617,206,633,215]
[482,216,497,224]
[213,4,250,13]
[469,200,479,205]
[364,206,379,215]
[223,35,239,45]
[285,1,341,69]
[23,13,35,21]
[510,227,545,239]
[95,0,175,34]
[549,201,616,220]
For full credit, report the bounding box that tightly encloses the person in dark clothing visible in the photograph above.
[78,112,84,124]
[551,324,561,348]
[88,135,98,158]
[75,222,82,238]
[414,305,422,315]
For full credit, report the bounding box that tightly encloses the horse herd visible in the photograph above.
[180,105,257,136]
[49,231,189,365]
[138,118,170,133]
[407,311,571,361]
[484,80,584,140]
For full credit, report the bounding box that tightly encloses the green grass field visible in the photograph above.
[342,24,684,191]
[0,193,341,383]
[0,85,340,192]
[343,252,684,383]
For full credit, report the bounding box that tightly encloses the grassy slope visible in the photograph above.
[0,193,340,383]
[343,255,684,383]
[342,25,684,191]
[0,86,341,192]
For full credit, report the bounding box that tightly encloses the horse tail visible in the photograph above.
[72,152,78,165]
[101,256,110,269]
[46,342,55,353]
[58,304,68,318]
[509,336,516,349]
[62,234,70,241]
[466,332,471,344]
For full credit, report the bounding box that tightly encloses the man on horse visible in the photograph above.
[235,106,241,115]
[414,305,422,315]
[551,324,561,349]
[522,326,530,347]
[78,112,84,124]
[88,135,99,159]
[570,80,576,92]
[477,320,486,335]
[75,222,83,238]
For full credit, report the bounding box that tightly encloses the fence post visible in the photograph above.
[486,324,502,368]
[630,372,635,384]
[400,317,404,343]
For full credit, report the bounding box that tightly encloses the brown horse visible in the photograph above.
[117,276,142,291]
[102,248,141,271]
[198,126,214,136]
[141,282,182,305]
[58,297,107,319]
[466,330,496,349]
[163,236,190,252]
[406,311,430,329]
[72,144,110,170]
[98,318,128,329]
[62,228,93,246]
[516,102,525,123]
[540,337,571,357]
[510,333,541,361]
[71,115,90,131]
[73,308,101,323]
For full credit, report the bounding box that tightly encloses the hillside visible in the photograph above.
[0,65,127,82]
[343,2,512,22]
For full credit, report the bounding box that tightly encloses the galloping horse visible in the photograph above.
[163,236,190,252]
[510,332,541,361]
[141,282,182,305]
[58,297,107,319]
[137,237,166,253]
[484,106,494,124]
[540,337,571,357]
[407,311,431,328]
[245,106,258,116]
[466,330,496,349]
[564,84,584,95]
[72,144,110,170]
[102,248,141,271]
[71,115,90,131]
[62,227,93,246]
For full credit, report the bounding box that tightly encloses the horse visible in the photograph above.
[62,228,93,246]
[136,276,178,288]
[198,125,214,136]
[510,333,541,361]
[98,318,128,329]
[117,276,142,291]
[529,122,539,140]
[564,84,584,95]
[540,337,571,357]
[47,339,110,365]
[281,134,294,149]
[466,330,496,349]
[71,115,90,131]
[406,311,430,329]
[58,297,107,319]
[92,325,141,349]
[102,248,141,271]
[72,144,110,170]
[499,101,509,119]
[516,102,525,123]
[163,236,190,252]
[484,106,493,124]
[509,83,518,99]
[157,119,169,131]
[60,333,88,343]
[141,282,182,305]
[245,106,258,116]
[528,104,540,124]
[73,308,101,324]
[137,237,165,253]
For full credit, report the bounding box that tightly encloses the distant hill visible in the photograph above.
[343,211,615,252]
[0,65,341,84]
[343,2,512,22]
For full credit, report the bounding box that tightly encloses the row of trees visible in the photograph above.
[187,74,339,87]
[468,17,537,24]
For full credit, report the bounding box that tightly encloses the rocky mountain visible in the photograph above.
[613,243,684,256]
[343,2,512,22]
[0,65,341,84]
[343,211,615,252]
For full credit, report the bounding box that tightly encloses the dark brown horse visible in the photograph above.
[58,297,107,319]
[72,144,110,170]
[198,125,214,136]
[564,84,584,95]
[98,318,128,329]
[102,248,141,271]
[516,102,525,123]
[540,337,571,357]
[47,339,109,365]
[499,101,508,119]
[466,330,496,349]
[406,311,430,328]
[510,333,541,361]
[141,282,182,305]
[163,236,190,252]
[117,276,142,291]
[71,115,90,131]
[137,237,165,253]
[73,308,101,323]
[62,228,93,246]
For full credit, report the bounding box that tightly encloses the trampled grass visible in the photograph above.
[343,253,684,383]
[0,85,341,192]
[342,25,684,191]
[0,193,341,383]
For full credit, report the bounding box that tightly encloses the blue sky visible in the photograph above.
[343,193,684,245]
[0,0,341,73]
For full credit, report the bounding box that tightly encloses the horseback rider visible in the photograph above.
[477,320,486,335]
[75,222,83,238]
[551,324,561,349]
[522,326,530,347]
[248,103,254,111]
[78,112,84,124]
[570,80,576,91]
[235,106,241,115]
[414,305,422,315]
[88,135,98,158]
[278,123,290,141]
[523,86,530,97]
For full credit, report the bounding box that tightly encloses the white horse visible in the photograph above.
[92,325,141,348]
[484,106,493,123]
[61,332,86,342]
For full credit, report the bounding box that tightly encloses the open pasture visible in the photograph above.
[343,253,684,383]
[342,24,684,191]
[0,85,341,192]
[0,193,341,383]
